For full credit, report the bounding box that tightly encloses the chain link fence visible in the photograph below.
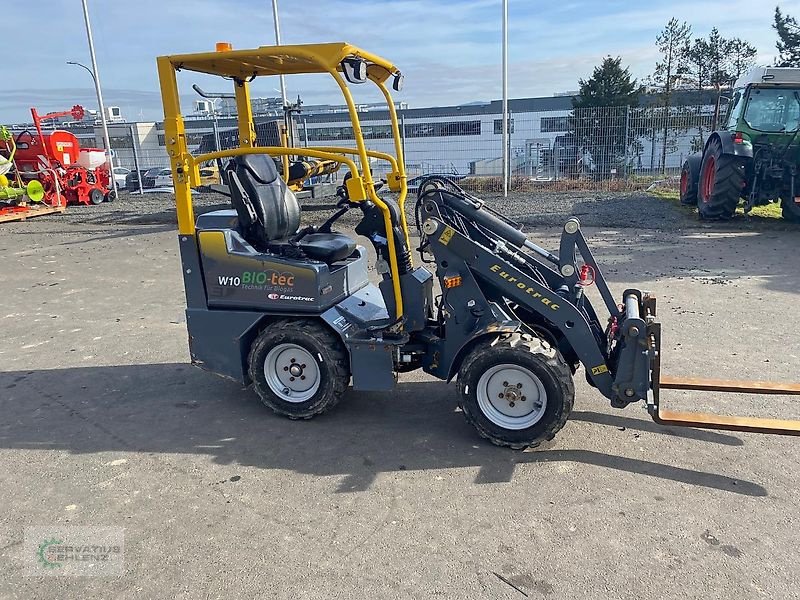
[398,103,723,193]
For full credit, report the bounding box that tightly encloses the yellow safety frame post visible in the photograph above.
[329,69,404,318]
[234,79,256,149]
[157,56,194,235]
[377,80,410,251]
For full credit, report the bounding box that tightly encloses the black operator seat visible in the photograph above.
[226,154,355,263]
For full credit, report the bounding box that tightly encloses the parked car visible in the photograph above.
[112,167,130,188]
[142,167,165,189]
[197,163,220,186]
[126,167,162,191]
[153,168,174,188]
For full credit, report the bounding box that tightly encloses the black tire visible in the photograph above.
[248,319,350,419]
[679,154,701,205]
[697,137,745,220]
[781,197,800,222]
[89,188,104,205]
[457,333,574,450]
[105,190,117,203]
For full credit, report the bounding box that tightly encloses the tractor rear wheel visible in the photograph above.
[697,138,745,220]
[679,154,701,205]
[248,319,350,419]
[457,333,574,449]
[89,189,104,205]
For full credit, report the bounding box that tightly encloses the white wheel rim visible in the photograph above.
[476,364,547,430]
[264,343,320,403]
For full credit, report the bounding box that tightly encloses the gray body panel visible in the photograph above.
[196,210,368,313]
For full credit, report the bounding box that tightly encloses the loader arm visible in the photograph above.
[417,182,800,437]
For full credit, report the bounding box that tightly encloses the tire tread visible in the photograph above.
[247,319,349,419]
[457,333,574,450]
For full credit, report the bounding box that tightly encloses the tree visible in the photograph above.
[570,57,641,177]
[573,56,640,109]
[774,6,800,67]
[650,18,692,172]
[728,37,757,79]
[682,37,712,147]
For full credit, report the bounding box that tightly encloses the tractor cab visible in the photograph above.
[725,68,800,137]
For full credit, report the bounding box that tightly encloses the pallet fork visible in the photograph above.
[646,303,800,436]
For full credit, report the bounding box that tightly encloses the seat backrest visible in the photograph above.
[226,154,300,244]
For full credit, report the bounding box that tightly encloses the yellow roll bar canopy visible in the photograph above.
[165,42,400,81]
[156,42,409,319]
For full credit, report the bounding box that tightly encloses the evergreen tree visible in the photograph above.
[774,6,800,67]
[573,56,640,109]
[571,57,641,176]
[650,18,692,172]
[728,37,757,79]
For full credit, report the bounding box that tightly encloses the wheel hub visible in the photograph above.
[477,364,547,430]
[264,344,320,403]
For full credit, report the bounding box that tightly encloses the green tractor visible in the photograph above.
[680,67,800,222]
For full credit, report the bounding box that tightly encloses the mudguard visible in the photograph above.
[708,131,753,158]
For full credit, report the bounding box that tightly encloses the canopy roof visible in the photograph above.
[160,42,399,83]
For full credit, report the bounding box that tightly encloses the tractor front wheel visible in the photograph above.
[248,319,350,419]
[697,138,745,220]
[457,333,574,449]
[781,194,800,222]
[679,154,701,205]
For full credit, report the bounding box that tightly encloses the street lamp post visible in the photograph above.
[270,0,288,108]
[76,0,117,197]
[501,0,509,198]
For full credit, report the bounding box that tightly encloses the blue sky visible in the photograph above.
[3,0,796,123]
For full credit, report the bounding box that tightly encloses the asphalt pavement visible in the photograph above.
[1,197,798,599]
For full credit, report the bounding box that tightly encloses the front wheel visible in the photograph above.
[89,188,104,205]
[679,154,701,205]
[781,195,800,222]
[248,319,350,419]
[457,333,574,449]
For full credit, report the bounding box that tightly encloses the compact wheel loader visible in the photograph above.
[157,43,800,449]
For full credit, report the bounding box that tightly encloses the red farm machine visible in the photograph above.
[5,105,114,206]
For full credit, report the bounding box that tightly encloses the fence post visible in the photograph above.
[129,123,144,195]
[623,105,631,181]
[212,118,221,152]
[400,113,406,165]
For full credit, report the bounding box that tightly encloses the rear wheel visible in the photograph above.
[697,138,745,220]
[248,319,350,419]
[457,333,574,449]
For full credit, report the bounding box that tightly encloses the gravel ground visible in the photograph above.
[54,188,797,235]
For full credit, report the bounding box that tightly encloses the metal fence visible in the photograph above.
[415,104,723,192]
[113,102,726,194]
